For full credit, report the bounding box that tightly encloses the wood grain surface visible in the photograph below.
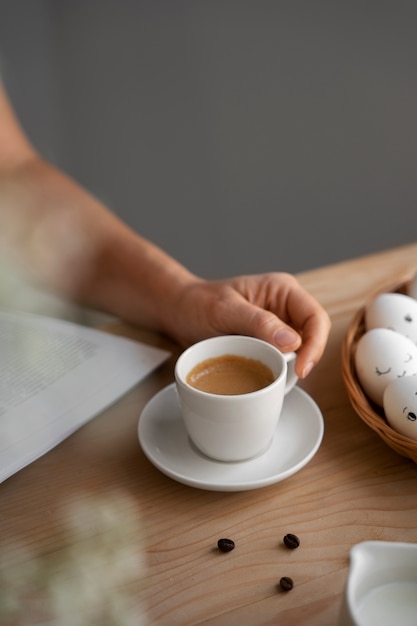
[1,243,417,625]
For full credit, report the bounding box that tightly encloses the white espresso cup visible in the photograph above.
[174,335,298,462]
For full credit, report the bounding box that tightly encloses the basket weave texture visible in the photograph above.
[342,280,417,463]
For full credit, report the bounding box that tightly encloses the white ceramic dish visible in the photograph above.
[339,541,417,626]
[138,383,324,491]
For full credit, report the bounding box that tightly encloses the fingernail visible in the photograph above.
[274,329,299,348]
[301,361,314,379]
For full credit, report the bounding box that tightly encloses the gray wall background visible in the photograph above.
[1,0,416,279]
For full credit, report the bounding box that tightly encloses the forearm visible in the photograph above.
[76,215,202,334]
[0,84,202,333]
[0,155,200,333]
[0,85,330,370]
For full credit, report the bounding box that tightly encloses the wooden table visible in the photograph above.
[2,243,417,625]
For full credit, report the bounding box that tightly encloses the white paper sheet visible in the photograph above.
[0,310,170,482]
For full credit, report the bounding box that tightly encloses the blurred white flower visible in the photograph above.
[0,490,148,625]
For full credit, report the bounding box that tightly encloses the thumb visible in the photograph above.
[223,299,302,352]
[273,325,302,352]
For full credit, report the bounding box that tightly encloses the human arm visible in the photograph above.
[0,85,330,377]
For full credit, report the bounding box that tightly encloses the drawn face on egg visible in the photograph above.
[355,328,417,406]
[383,376,417,440]
[365,293,417,344]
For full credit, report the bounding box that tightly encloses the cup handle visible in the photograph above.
[284,352,298,394]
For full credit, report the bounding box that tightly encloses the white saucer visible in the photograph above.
[138,383,324,492]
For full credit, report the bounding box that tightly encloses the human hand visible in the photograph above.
[167,272,331,379]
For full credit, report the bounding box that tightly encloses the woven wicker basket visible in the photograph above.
[342,279,417,463]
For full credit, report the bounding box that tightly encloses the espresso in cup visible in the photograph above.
[186,354,275,395]
[175,336,298,462]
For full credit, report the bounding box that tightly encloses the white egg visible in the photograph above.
[408,271,417,300]
[355,328,417,406]
[383,376,417,440]
[365,293,417,343]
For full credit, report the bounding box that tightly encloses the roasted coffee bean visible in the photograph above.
[279,576,294,592]
[283,533,300,550]
[217,538,235,553]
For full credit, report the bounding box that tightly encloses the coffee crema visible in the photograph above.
[186,354,275,395]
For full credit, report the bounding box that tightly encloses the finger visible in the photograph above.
[214,293,303,352]
[265,281,331,377]
[219,298,322,378]
[293,310,331,378]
